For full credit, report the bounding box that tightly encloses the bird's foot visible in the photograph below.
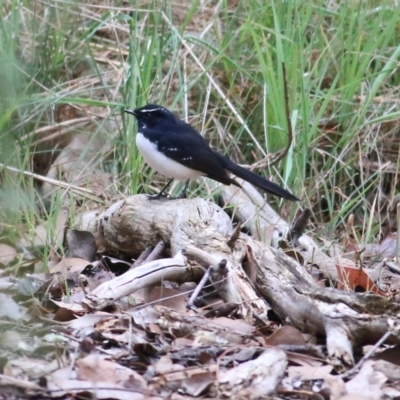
[175,180,189,199]
[175,190,187,199]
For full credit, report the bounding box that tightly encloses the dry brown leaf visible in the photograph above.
[265,325,306,346]
[20,212,67,248]
[47,366,148,400]
[0,244,17,266]
[212,317,254,334]
[336,264,386,295]
[373,359,400,382]
[66,229,97,261]
[217,348,287,399]
[51,300,87,322]
[172,337,194,349]
[320,375,347,400]
[288,365,333,380]
[68,313,112,333]
[153,356,184,375]
[49,257,91,277]
[147,287,187,313]
[285,353,324,367]
[181,371,214,397]
[77,354,147,387]
[0,293,26,320]
[372,344,400,366]
[345,360,387,400]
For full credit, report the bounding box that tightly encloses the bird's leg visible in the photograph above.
[176,180,190,199]
[147,178,174,200]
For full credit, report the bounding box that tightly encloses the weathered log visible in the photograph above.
[83,193,400,366]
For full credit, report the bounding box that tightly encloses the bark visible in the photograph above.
[82,193,400,366]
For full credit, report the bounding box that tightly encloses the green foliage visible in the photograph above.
[1,0,400,247]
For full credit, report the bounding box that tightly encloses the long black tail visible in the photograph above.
[221,156,299,201]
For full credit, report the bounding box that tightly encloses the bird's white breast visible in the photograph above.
[136,133,203,181]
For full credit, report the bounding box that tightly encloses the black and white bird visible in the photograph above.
[125,104,298,201]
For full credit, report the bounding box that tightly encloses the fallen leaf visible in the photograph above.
[153,356,182,375]
[66,229,97,261]
[218,348,287,399]
[49,257,91,277]
[288,365,333,380]
[181,371,214,396]
[147,286,187,312]
[265,325,306,346]
[345,360,387,400]
[0,293,26,320]
[336,264,386,295]
[320,374,347,400]
[0,244,17,266]
[286,353,323,367]
[212,317,253,334]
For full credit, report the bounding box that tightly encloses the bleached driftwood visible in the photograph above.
[84,193,400,366]
[211,179,349,280]
[86,195,266,316]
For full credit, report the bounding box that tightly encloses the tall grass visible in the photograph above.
[1,0,400,251]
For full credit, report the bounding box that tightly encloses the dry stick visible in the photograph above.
[339,330,392,379]
[384,261,400,275]
[187,266,212,310]
[131,246,153,268]
[0,374,42,391]
[227,222,242,249]
[187,259,229,310]
[31,121,91,146]
[0,163,105,202]
[144,241,165,263]
[50,330,114,356]
[288,208,312,247]
[131,242,166,270]
[21,117,91,141]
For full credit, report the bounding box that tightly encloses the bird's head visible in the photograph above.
[125,104,176,129]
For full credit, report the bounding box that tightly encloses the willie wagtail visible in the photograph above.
[125,104,299,201]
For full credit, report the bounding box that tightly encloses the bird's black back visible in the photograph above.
[137,108,238,186]
[126,104,299,201]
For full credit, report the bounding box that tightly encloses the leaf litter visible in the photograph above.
[2,2,400,400]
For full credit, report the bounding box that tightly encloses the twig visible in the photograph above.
[131,246,153,268]
[0,163,105,202]
[187,259,229,310]
[384,261,400,275]
[144,241,165,263]
[187,266,213,309]
[50,330,114,356]
[131,242,165,269]
[288,208,312,247]
[339,330,392,379]
[227,223,242,249]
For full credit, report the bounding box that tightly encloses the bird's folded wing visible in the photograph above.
[157,136,237,186]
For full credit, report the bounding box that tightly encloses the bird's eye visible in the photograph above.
[143,113,151,119]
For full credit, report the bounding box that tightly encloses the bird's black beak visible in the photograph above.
[125,109,137,117]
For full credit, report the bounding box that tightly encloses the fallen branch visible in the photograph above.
[81,193,400,365]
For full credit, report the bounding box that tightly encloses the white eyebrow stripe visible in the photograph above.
[139,108,163,113]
